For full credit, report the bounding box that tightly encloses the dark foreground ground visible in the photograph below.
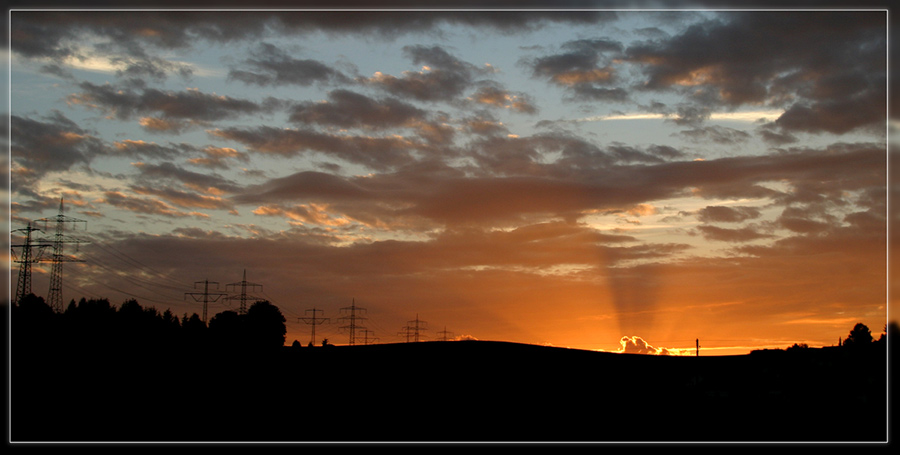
[9,339,890,443]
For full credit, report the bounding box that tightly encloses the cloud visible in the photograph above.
[98,190,208,218]
[694,224,775,243]
[359,45,488,103]
[130,185,235,211]
[527,38,628,102]
[287,89,427,130]
[131,162,242,195]
[694,206,762,223]
[468,84,538,114]
[11,11,618,62]
[677,125,752,145]
[10,112,108,193]
[617,336,678,355]
[624,11,887,133]
[186,146,249,170]
[228,42,349,87]
[68,82,271,125]
[111,139,190,160]
[208,126,421,171]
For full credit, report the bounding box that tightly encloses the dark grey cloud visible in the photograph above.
[694,224,775,242]
[625,11,887,134]
[288,89,427,130]
[99,190,205,218]
[228,42,349,87]
[209,126,421,171]
[694,206,762,223]
[677,125,752,145]
[131,162,243,195]
[463,134,687,179]
[359,45,488,103]
[10,10,618,68]
[111,140,195,161]
[461,114,510,137]
[68,82,273,126]
[130,185,236,211]
[234,171,374,205]
[468,84,539,114]
[10,112,108,195]
[526,38,628,102]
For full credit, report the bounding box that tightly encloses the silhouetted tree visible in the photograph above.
[12,293,56,348]
[843,323,873,349]
[181,312,207,347]
[208,310,242,349]
[245,300,287,350]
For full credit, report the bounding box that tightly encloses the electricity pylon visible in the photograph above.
[436,326,454,342]
[399,314,428,342]
[298,307,329,346]
[185,279,227,324]
[338,298,367,345]
[35,198,88,313]
[10,222,50,304]
[359,329,378,345]
[226,269,263,315]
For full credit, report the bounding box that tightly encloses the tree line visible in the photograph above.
[11,293,288,352]
[784,321,894,353]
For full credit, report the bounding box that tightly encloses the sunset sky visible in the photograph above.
[5,6,893,355]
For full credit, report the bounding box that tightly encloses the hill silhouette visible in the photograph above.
[11,337,888,442]
[8,294,890,443]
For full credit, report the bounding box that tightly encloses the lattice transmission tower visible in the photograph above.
[399,314,428,343]
[226,269,263,315]
[298,307,329,346]
[338,298,367,345]
[10,222,50,304]
[185,279,227,324]
[35,198,88,313]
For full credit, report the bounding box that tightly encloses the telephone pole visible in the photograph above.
[696,338,700,357]
[35,198,88,313]
[185,279,227,324]
[11,223,50,304]
[338,298,366,345]
[400,314,427,342]
[299,307,330,346]
[226,269,263,315]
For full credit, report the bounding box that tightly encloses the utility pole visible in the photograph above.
[11,223,50,304]
[35,198,88,313]
[400,314,427,342]
[226,269,263,315]
[338,298,366,346]
[696,338,700,357]
[299,307,330,346]
[185,279,227,324]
